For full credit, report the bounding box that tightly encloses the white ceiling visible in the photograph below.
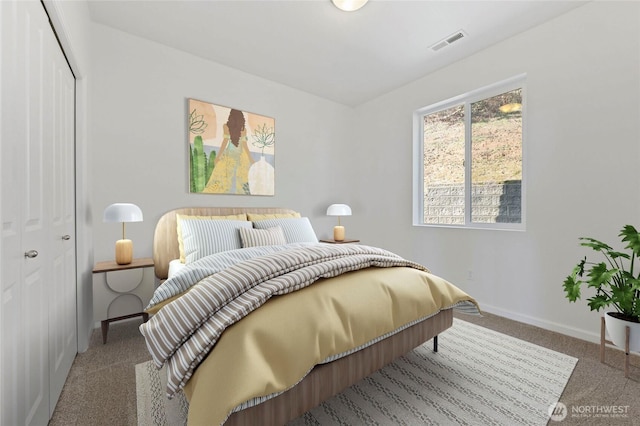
[87,0,586,107]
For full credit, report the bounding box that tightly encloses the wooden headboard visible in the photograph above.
[153,207,299,280]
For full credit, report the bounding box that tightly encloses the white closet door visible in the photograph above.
[48,21,77,411]
[0,1,77,424]
[1,1,50,424]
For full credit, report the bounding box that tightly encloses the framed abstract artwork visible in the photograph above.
[188,98,275,195]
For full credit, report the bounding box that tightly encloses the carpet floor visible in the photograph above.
[50,311,640,426]
[135,319,577,425]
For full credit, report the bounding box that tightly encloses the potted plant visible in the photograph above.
[563,225,640,352]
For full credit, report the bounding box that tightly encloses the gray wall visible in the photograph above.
[89,23,355,265]
[349,1,640,343]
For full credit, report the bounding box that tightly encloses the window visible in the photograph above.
[413,75,525,229]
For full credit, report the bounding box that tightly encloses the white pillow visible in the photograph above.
[181,219,252,263]
[239,226,287,248]
[252,217,318,243]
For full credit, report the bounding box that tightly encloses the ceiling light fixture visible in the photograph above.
[332,0,369,12]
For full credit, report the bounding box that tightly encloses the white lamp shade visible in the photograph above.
[331,0,368,12]
[103,203,143,223]
[326,204,352,216]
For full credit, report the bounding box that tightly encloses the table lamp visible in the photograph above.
[326,204,352,242]
[103,203,143,265]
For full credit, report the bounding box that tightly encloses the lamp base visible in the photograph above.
[115,239,133,265]
[333,226,345,242]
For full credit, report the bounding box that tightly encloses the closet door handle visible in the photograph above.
[62,235,71,240]
[24,250,39,258]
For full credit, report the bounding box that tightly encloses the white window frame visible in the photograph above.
[412,74,527,230]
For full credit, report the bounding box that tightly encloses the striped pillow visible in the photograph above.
[239,226,286,248]
[252,217,318,243]
[176,213,248,263]
[181,219,253,263]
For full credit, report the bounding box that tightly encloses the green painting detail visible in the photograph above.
[187,99,275,196]
[189,109,213,192]
[189,135,216,193]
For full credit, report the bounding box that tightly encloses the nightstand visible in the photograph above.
[320,239,360,244]
[92,257,155,344]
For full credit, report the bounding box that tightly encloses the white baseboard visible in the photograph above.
[476,301,602,345]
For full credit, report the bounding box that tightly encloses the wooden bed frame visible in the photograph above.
[152,207,453,425]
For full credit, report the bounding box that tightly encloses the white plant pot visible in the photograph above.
[604,312,640,353]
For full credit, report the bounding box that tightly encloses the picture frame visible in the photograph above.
[188,98,275,195]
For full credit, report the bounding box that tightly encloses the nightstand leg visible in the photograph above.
[100,312,149,344]
[101,320,109,344]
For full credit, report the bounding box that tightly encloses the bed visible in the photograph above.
[141,207,480,425]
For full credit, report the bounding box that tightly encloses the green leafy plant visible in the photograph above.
[563,225,640,322]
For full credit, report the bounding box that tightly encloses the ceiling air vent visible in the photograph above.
[431,30,467,52]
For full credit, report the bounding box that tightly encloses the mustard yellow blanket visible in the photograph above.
[141,244,436,397]
[140,244,480,425]
[183,266,478,425]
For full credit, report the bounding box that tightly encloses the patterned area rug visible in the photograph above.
[136,319,577,425]
[136,361,189,426]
